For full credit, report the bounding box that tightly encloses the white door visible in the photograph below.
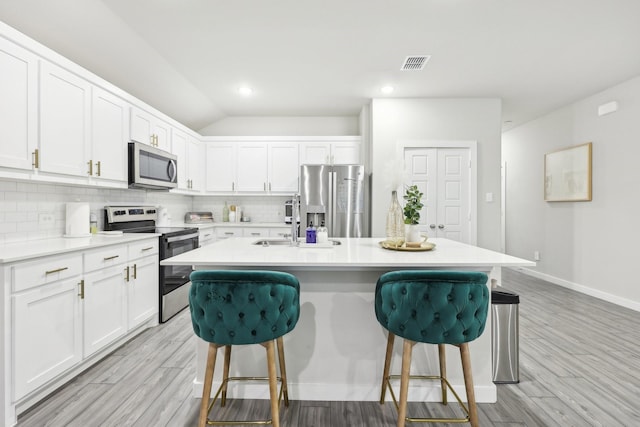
[405,147,471,243]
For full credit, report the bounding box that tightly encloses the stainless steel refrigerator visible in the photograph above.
[299,164,368,237]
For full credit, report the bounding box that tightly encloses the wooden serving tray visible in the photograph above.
[379,241,436,252]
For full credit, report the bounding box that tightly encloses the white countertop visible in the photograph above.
[0,233,161,264]
[161,237,535,270]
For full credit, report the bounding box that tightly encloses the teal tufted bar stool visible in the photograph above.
[375,270,489,427]
[189,270,300,427]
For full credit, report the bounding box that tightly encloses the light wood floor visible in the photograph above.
[17,268,640,426]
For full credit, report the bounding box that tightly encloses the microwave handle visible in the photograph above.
[167,159,177,182]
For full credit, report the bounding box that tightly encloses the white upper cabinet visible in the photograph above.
[172,129,203,192]
[39,61,91,177]
[268,143,299,192]
[236,142,268,192]
[235,142,299,193]
[130,106,170,151]
[299,142,330,164]
[187,137,203,191]
[90,87,128,183]
[299,139,361,165]
[206,142,236,192]
[0,37,38,171]
[331,141,361,164]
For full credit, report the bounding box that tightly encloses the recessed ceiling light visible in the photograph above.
[238,86,253,96]
[381,85,394,94]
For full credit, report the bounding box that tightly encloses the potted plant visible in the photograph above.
[403,185,424,244]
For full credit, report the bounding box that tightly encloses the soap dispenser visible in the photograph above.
[306,222,317,243]
[316,220,328,243]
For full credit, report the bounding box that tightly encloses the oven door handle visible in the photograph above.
[165,233,199,243]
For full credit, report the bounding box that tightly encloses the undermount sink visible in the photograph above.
[253,239,341,246]
[253,239,293,246]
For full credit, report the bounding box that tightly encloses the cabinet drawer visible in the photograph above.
[243,228,270,238]
[199,228,215,246]
[215,227,243,239]
[84,244,127,273]
[12,253,83,293]
[269,228,291,238]
[129,239,159,259]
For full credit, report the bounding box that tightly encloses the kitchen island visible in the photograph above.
[162,237,534,403]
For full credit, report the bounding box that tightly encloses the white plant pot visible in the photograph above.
[404,224,422,243]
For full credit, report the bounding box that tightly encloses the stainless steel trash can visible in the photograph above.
[491,288,520,383]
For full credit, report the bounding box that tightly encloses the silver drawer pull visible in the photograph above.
[224,232,234,235]
[204,233,212,237]
[250,232,260,236]
[103,255,119,261]
[141,247,154,251]
[45,267,68,275]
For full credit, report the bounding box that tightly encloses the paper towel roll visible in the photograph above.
[65,202,91,237]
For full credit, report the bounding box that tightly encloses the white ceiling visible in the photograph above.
[2,0,640,133]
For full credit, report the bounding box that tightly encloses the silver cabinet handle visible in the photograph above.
[438,224,444,229]
[103,255,119,261]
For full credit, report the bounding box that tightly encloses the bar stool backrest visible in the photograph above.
[375,270,489,345]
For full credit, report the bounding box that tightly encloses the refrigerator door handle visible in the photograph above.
[330,171,337,235]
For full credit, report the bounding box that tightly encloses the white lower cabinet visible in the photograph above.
[126,253,158,329]
[83,264,126,358]
[8,238,159,412]
[269,228,291,238]
[243,228,270,238]
[12,276,82,400]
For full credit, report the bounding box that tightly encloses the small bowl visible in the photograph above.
[240,217,251,222]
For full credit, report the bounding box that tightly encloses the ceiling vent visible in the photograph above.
[401,55,431,71]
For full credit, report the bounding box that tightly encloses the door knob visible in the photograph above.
[429,224,436,229]
[438,224,444,229]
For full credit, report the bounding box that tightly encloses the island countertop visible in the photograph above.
[161,237,534,269]
[163,237,533,405]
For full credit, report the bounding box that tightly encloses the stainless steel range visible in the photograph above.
[104,206,199,323]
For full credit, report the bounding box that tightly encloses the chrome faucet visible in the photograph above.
[290,193,299,245]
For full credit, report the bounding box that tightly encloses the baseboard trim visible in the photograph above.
[512,267,640,313]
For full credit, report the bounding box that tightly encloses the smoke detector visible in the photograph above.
[401,55,431,71]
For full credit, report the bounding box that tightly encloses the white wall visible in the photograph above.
[370,98,503,250]
[198,116,359,136]
[503,75,640,310]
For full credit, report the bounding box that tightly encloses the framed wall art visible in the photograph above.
[544,142,592,202]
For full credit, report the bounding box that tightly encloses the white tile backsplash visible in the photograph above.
[192,196,289,224]
[0,179,292,243]
[0,180,192,244]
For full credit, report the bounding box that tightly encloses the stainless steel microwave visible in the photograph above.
[128,142,178,190]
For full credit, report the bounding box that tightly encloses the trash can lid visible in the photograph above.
[491,288,520,304]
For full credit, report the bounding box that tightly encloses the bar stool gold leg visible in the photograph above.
[438,344,448,405]
[380,332,395,404]
[199,343,219,427]
[221,345,232,407]
[263,340,280,427]
[460,343,479,427]
[276,336,290,406]
[398,339,415,427]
